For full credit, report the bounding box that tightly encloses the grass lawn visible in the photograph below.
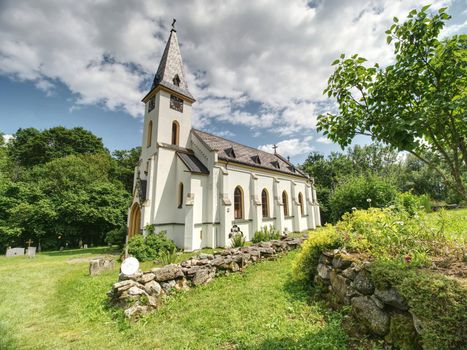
[0,247,348,350]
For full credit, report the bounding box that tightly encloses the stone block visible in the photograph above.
[374,288,408,311]
[351,296,390,336]
[317,263,331,279]
[332,254,353,269]
[144,280,162,295]
[341,267,356,280]
[151,264,184,282]
[353,270,375,295]
[137,272,155,284]
[192,267,216,286]
[330,270,351,304]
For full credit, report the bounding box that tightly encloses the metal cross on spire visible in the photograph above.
[272,144,278,154]
[171,18,176,31]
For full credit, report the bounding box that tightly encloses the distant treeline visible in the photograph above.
[300,143,463,224]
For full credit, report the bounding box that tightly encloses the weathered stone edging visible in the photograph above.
[108,236,305,319]
[315,249,420,344]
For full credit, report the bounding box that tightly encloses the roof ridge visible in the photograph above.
[192,128,281,161]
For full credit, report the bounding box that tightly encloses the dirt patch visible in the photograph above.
[67,254,118,264]
[428,256,466,278]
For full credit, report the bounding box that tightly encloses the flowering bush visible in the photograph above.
[335,207,455,265]
[292,224,340,282]
[294,206,460,282]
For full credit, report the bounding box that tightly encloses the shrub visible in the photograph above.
[329,175,397,222]
[335,207,455,265]
[292,224,340,282]
[371,261,467,350]
[252,225,281,243]
[126,228,177,261]
[105,225,127,247]
[394,192,431,216]
[230,232,245,248]
[158,246,178,265]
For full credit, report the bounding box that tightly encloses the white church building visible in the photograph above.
[128,25,321,251]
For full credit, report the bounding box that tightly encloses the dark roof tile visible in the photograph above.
[192,129,307,178]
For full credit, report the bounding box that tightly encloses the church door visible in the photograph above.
[128,203,142,238]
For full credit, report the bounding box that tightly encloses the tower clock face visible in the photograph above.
[170,95,184,112]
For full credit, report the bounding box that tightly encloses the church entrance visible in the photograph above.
[128,203,142,238]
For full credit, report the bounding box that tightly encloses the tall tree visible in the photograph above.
[8,126,106,167]
[111,147,141,193]
[318,6,467,200]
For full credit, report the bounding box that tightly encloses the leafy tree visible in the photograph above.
[318,6,467,200]
[329,175,397,222]
[8,126,106,167]
[111,147,141,193]
[302,144,400,222]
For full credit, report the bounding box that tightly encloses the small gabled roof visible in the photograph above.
[192,129,308,178]
[177,152,209,175]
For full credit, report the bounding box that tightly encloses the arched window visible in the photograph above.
[298,192,304,216]
[282,191,289,217]
[173,74,181,87]
[234,186,243,219]
[147,120,153,147]
[172,121,179,145]
[261,189,269,218]
[178,183,184,208]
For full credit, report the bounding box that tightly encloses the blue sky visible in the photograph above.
[0,0,465,163]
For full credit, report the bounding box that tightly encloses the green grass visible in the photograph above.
[425,207,467,238]
[0,247,348,349]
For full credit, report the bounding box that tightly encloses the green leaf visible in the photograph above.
[438,7,447,13]
[332,59,340,66]
[387,36,392,44]
[421,5,430,13]
[340,53,345,59]
[393,16,399,23]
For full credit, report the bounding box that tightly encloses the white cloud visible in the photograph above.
[0,0,458,133]
[441,19,467,37]
[2,134,14,143]
[258,138,314,157]
[316,136,332,144]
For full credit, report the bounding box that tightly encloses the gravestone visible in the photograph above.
[27,247,36,258]
[6,247,25,257]
[89,257,115,276]
[83,244,88,249]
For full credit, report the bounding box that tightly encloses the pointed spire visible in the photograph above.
[150,21,194,101]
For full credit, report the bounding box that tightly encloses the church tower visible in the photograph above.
[141,22,195,155]
[129,22,195,241]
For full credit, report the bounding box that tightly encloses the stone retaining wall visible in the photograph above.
[108,236,305,319]
[315,249,421,344]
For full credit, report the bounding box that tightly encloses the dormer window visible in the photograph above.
[224,147,236,158]
[251,155,261,164]
[173,74,181,87]
[271,161,280,169]
[148,97,155,112]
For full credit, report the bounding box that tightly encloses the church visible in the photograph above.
[128,24,321,251]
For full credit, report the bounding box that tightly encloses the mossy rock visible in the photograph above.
[388,313,421,350]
